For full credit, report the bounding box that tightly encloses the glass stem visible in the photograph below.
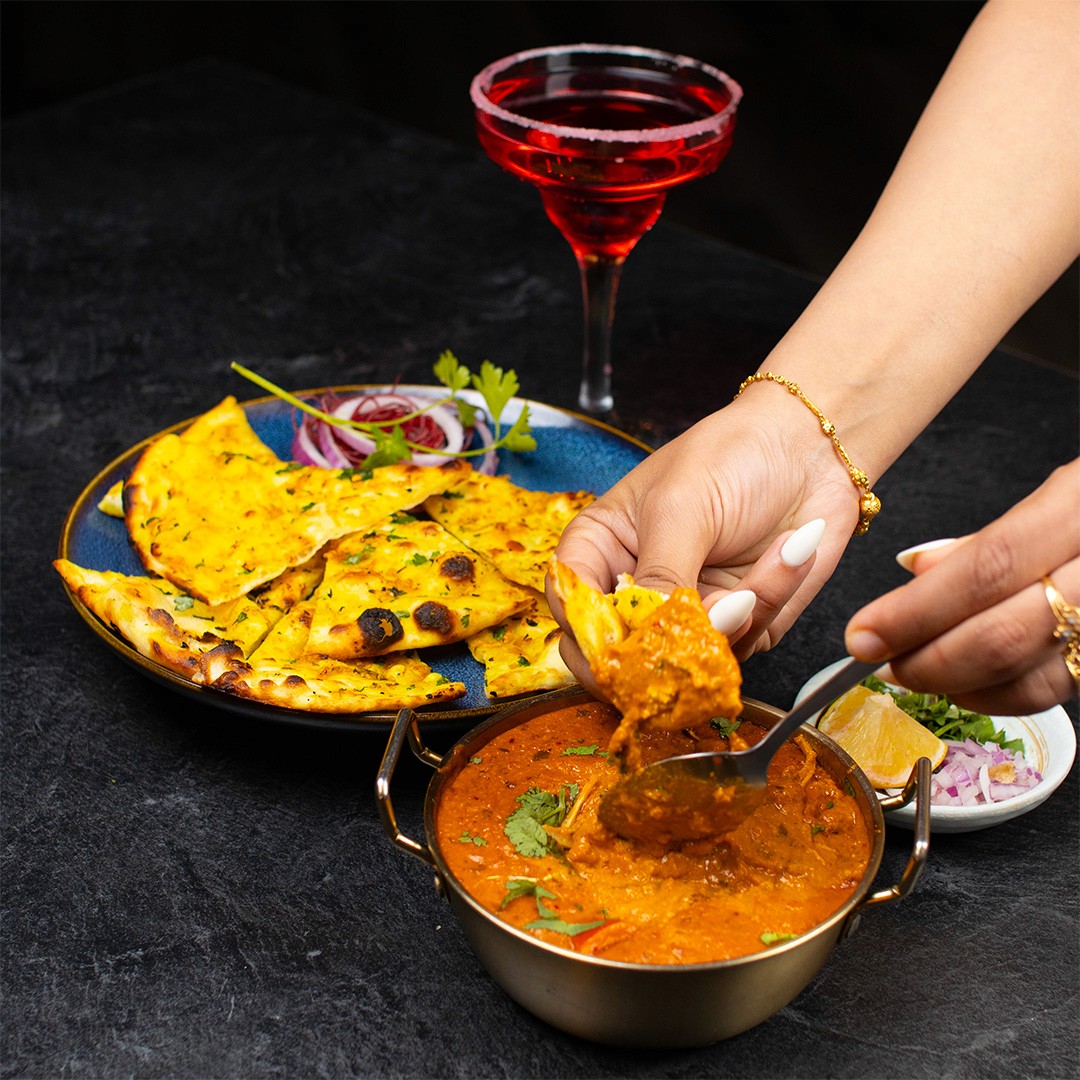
[577,253,625,414]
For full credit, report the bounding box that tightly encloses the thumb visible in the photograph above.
[628,499,717,596]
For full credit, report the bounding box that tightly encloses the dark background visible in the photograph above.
[3,0,1076,374]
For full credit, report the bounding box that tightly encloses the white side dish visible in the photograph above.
[796,659,1076,833]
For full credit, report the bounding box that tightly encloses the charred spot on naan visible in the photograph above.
[198,602,466,713]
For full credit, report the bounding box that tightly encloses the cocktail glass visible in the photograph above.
[471,43,742,414]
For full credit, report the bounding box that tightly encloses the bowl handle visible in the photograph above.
[375,707,441,868]
[842,756,931,936]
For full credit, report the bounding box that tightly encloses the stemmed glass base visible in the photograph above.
[541,189,668,415]
[577,254,622,414]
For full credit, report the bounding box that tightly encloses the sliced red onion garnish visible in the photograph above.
[289,390,498,472]
[929,740,1042,807]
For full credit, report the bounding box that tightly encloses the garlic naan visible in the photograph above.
[306,516,533,659]
[425,472,593,592]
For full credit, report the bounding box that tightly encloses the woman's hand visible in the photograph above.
[846,458,1080,713]
[548,392,863,690]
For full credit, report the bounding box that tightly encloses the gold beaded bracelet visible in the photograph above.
[733,371,881,536]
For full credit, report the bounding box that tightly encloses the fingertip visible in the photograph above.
[708,590,757,635]
[844,625,890,663]
[895,537,958,573]
[780,518,826,568]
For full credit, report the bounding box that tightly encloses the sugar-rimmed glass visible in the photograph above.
[471,43,742,414]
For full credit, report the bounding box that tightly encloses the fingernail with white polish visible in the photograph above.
[895,537,957,573]
[781,518,826,568]
[709,590,757,635]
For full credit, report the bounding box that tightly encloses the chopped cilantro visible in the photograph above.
[504,784,580,858]
[860,675,1023,752]
[500,878,605,937]
[525,915,607,936]
[710,716,742,738]
[456,831,487,846]
[562,745,601,757]
[760,931,798,946]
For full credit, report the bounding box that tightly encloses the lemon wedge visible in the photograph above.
[818,684,947,788]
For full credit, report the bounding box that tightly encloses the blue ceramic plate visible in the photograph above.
[57,386,650,731]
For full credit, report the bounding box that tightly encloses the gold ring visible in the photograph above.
[1042,575,1080,692]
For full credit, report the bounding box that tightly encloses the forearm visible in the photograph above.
[745,0,1080,485]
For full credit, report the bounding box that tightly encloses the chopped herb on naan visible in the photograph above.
[466,591,575,699]
[425,472,593,592]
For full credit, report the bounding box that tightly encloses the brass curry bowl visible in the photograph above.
[377,687,930,1049]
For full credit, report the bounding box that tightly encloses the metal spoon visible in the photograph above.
[598,656,881,845]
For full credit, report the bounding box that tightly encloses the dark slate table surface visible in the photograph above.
[3,60,1077,1079]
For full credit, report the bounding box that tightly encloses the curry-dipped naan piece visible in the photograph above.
[466,591,576,699]
[549,557,741,767]
[424,472,594,592]
[123,396,470,605]
[306,515,533,659]
[52,557,316,674]
[199,601,466,713]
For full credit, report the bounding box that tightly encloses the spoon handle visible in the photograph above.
[764,657,882,748]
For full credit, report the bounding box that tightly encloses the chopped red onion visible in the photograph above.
[289,391,499,473]
[929,740,1042,807]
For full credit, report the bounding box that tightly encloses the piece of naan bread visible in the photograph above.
[123,396,470,605]
[424,473,594,592]
[549,557,741,766]
[465,591,575,700]
[199,601,466,713]
[306,516,533,659]
[53,557,320,672]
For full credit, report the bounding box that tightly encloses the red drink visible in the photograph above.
[476,65,737,258]
[472,45,741,413]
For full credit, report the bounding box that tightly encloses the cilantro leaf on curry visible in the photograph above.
[501,878,606,937]
[504,784,580,858]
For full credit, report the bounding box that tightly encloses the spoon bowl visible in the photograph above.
[599,657,881,844]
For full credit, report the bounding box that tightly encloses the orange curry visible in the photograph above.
[436,701,872,966]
